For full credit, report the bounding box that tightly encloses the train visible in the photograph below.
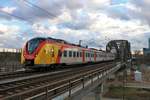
[21,37,116,69]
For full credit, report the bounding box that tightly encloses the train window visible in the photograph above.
[63,50,67,57]
[69,51,72,57]
[77,52,79,57]
[80,52,82,57]
[73,51,76,57]
[88,53,90,57]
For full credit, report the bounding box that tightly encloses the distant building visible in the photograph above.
[143,38,150,56]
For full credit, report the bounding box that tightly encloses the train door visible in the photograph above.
[89,51,91,62]
[51,45,64,64]
[94,51,96,62]
[56,49,62,64]
[82,50,85,63]
[49,46,55,64]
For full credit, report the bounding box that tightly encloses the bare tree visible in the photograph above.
[134,50,141,57]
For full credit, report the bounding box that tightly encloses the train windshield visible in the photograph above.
[27,38,45,54]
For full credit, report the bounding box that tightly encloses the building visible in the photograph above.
[143,38,150,56]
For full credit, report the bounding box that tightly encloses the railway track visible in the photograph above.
[0,70,36,80]
[0,61,116,99]
[0,64,82,81]
[0,61,111,82]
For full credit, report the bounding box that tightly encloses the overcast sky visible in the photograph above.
[0,0,150,51]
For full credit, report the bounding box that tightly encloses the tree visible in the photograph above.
[133,50,141,57]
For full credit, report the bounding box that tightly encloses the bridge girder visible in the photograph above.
[106,40,131,62]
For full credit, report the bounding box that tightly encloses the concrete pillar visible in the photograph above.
[94,83,103,100]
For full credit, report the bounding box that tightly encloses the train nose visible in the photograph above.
[24,55,35,66]
[25,60,34,66]
[24,54,35,60]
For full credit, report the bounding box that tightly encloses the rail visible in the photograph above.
[0,62,121,100]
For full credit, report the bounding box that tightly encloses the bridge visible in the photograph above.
[0,40,131,100]
[125,82,150,89]
[106,40,131,61]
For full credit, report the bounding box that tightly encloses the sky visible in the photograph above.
[0,0,150,51]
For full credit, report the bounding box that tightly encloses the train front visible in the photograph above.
[21,37,46,66]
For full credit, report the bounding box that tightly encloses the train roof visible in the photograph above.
[29,37,102,51]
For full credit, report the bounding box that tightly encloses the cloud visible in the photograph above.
[0,24,20,34]
[130,0,150,25]
[21,4,150,50]
[1,0,84,23]
[88,12,150,50]
[0,0,150,51]
[106,0,150,25]
[1,7,16,14]
[0,23,22,48]
[32,23,58,34]
[0,0,110,22]
[48,9,72,24]
[85,0,111,9]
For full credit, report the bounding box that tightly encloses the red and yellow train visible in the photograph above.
[21,37,115,69]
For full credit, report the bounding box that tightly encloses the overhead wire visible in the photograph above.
[0,9,31,22]
[0,0,57,22]
[23,0,56,18]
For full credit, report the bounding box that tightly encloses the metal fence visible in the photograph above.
[0,62,23,73]
[0,48,22,73]
[0,48,22,53]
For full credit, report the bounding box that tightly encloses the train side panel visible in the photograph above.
[34,43,62,65]
[60,47,83,65]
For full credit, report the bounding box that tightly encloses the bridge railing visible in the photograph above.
[3,62,122,100]
[0,48,22,73]
[0,62,22,73]
[0,48,21,53]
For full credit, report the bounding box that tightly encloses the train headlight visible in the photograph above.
[51,48,54,52]
[51,47,54,57]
